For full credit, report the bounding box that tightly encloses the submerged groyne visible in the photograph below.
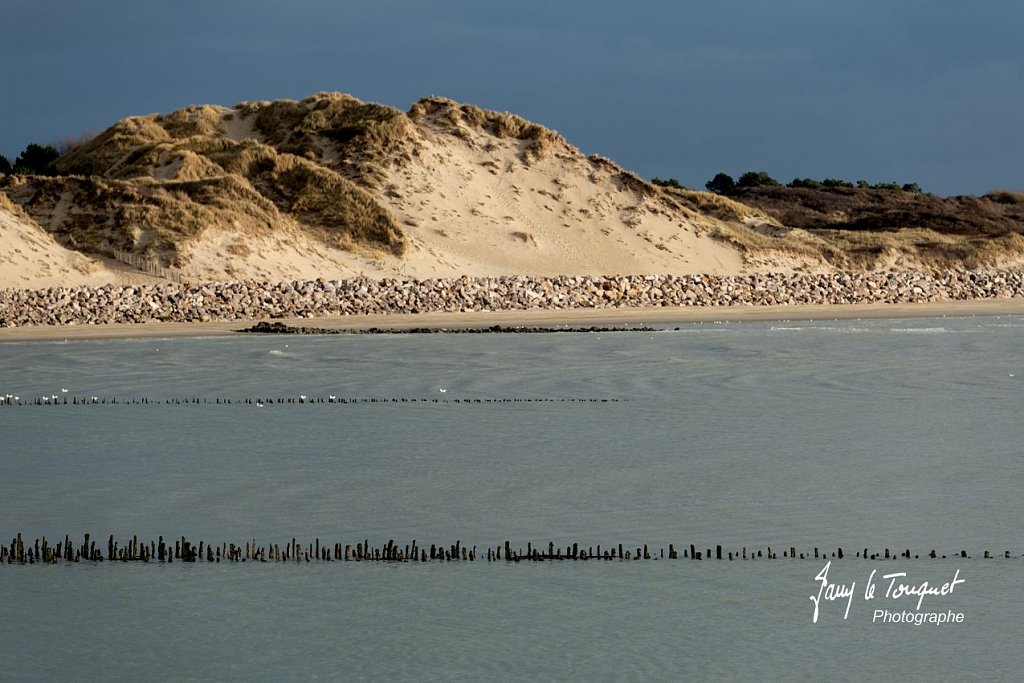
[1,270,1023,327]
[0,394,624,407]
[1,533,1015,565]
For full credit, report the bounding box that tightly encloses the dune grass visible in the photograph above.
[984,189,1024,205]
[34,95,408,263]
[409,97,563,162]
[237,93,411,186]
[0,190,20,215]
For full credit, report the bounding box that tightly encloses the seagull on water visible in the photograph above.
[61,388,68,393]
[439,387,447,393]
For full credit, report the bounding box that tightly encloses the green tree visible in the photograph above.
[901,182,923,193]
[788,177,821,189]
[0,155,12,175]
[736,171,781,188]
[652,177,685,189]
[14,143,59,175]
[705,172,735,194]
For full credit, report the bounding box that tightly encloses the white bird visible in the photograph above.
[438,387,447,393]
[329,395,336,402]
[299,394,307,402]
[61,388,68,393]
[256,401,264,408]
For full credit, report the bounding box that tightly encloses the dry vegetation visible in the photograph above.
[237,93,412,187]
[729,186,1024,236]
[6,93,409,270]
[703,186,1024,270]
[408,97,564,163]
[0,191,21,215]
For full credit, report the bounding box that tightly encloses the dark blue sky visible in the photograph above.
[3,0,1021,195]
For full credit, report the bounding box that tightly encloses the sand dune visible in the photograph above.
[376,99,745,277]
[0,93,765,287]
[6,91,1014,290]
[0,204,168,289]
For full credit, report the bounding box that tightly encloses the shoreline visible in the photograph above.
[3,299,1023,343]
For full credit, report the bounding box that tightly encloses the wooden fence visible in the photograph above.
[97,244,184,283]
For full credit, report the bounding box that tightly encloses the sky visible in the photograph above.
[2,0,1021,196]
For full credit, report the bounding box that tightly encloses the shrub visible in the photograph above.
[984,190,1024,205]
[705,172,735,194]
[14,143,59,175]
[652,177,685,189]
[736,171,781,188]
[0,155,11,175]
[821,178,854,189]
[788,177,821,189]
[901,182,923,193]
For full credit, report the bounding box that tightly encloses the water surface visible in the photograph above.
[1,316,1021,680]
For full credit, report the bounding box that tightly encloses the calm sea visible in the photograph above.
[1,315,1021,681]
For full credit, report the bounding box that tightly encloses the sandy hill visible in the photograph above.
[0,93,759,287]
[2,92,1022,289]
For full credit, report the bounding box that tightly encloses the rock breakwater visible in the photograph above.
[2,271,1023,328]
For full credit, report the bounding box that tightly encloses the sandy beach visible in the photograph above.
[2,299,1022,343]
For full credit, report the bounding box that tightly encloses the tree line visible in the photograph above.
[651,172,923,195]
[0,143,61,176]
[707,171,923,194]
[0,134,94,176]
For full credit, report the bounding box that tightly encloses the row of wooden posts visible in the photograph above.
[100,245,184,283]
[0,395,623,407]
[1,534,1014,565]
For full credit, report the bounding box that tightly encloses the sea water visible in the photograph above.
[0,316,1021,681]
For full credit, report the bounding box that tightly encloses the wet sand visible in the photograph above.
[2,299,1023,343]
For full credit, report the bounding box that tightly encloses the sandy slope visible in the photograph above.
[376,109,745,278]
[0,206,166,289]
[184,98,749,280]
[181,224,405,281]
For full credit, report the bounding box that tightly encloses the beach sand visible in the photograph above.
[2,299,1022,343]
